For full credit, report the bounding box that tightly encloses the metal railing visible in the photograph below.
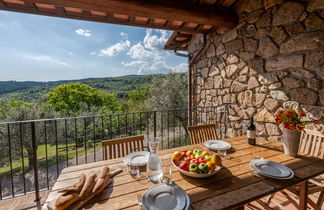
[0,106,228,200]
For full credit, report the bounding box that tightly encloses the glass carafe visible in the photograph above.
[147,137,163,182]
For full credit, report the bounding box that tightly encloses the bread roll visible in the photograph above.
[79,172,97,200]
[57,173,86,193]
[55,192,79,210]
[93,166,110,195]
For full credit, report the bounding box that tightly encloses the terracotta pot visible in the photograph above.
[282,128,301,157]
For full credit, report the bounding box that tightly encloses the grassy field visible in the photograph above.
[0,141,101,177]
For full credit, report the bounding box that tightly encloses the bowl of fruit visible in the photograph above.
[171,149,222,178]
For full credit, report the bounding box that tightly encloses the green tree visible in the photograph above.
[125,85,149,111]
[48,83,121,116]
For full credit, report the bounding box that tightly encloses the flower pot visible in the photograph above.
[282,128,301,157]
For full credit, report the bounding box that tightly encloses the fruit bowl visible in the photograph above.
[171,149,222,178]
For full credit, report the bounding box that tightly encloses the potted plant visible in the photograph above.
[275,108,322,156]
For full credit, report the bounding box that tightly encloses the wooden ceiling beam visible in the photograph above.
[30,0,238,28]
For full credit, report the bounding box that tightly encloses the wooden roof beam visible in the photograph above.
[31,0,238,28]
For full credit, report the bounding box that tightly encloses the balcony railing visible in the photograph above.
[0,106,228,200]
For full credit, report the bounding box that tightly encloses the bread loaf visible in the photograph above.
[79,172,97,200]
[55,192,79,210]
[57,173,86,193]
[93,166,110,195]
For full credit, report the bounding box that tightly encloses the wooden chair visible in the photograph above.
[188,124,217,145]
[102,135,145,160]
[266,129,324,209]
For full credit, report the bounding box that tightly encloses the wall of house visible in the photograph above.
[188,0,324,139]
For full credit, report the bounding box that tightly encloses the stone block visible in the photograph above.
[226,54,239,64]
[291,88,318,105]
[197,59,208,68]
[280,31,324,54]
[226,64,239,77]
[248,58,264,73]
[205,78,214,89]
[264,98,281,112]
[243,38,258,51]
[270,90,289,101]
[209,65,220,77]
[258,73,278,85]
[247,9,264,23]
[316,67,324,80]
[237,51,255,62]
[255,10,272,28]
[319,90,324,105]
[222,29,238,43]
[305,51,324,68]
[241,66,249,75]
[230,82,248,93]
[201,68,209,78]
[269,82,283,90]
[266,123,282,136]
[224,39,243,52]
[291,69,316,79]
[307,78,322,91]
[264,0,283,10]
[223,79,232,88]
[270,26,288,45]
[254,108,275,122]
[266,55,303,72]
[282,77,304,89]
[254,93,266,107]
[216,43,225,56]
[305,14,324,30]
[254,28,270,39]
[214,76,223,89]
[283,101,299,109]
[238,90,253,108]
[256,37,279,58]
[273,2,304,26]
[285,22,304,36]
[248,76,260,89]
[236,75,248,83]
[244,0,263,13]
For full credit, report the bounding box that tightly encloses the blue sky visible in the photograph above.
[0,11,187,81]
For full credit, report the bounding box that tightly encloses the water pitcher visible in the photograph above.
[147,137,162,182]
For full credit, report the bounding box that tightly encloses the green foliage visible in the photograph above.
[48,83,121,115]
[125,85,150,111]
[148,72,188,110]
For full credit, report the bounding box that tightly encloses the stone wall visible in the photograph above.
[188,0,324,139]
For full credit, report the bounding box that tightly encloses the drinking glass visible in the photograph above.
[162,166,173,185]
[218,149,227,157]
[128,160,140,177]
[253,147,263,160]
[257,131,264,145]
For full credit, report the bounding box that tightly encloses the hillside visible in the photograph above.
[0,74,161,102]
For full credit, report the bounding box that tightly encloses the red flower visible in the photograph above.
[313,120,323,125]
[296,124,305,132]
[284,122,295,130]
[299,111,306,117]
[275,117,282,125]
[286,110,293,118]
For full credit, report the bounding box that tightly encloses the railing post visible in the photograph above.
[31,122,40,202]
[153,111,157,137]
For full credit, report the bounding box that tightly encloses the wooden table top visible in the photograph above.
[45,136,324,210]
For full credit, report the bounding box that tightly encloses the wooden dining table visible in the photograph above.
[44,136,324,210]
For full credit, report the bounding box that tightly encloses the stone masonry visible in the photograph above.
[188,0,324,140]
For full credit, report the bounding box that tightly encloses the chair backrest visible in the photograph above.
[299,129,324,159]
[102,135,145,160]
[188,124,217,145]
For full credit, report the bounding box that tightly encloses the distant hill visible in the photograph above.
[0,74,162,102]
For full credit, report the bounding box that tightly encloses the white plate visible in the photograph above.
[124,151,150,166]
[142,183,190,210]
[250,159,294,180]
[172,160,222,178]
[204,140,231,150]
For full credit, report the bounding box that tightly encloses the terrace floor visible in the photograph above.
[0,187,320,210]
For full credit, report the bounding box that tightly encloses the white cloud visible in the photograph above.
[120,32,128,39]
[143,29,168,51]
[24,55,74,68]
[75,29,92,37]
[172,63,188,73]
[90,52,97,55]
[100,40,131,57]
[127,43,159,60]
